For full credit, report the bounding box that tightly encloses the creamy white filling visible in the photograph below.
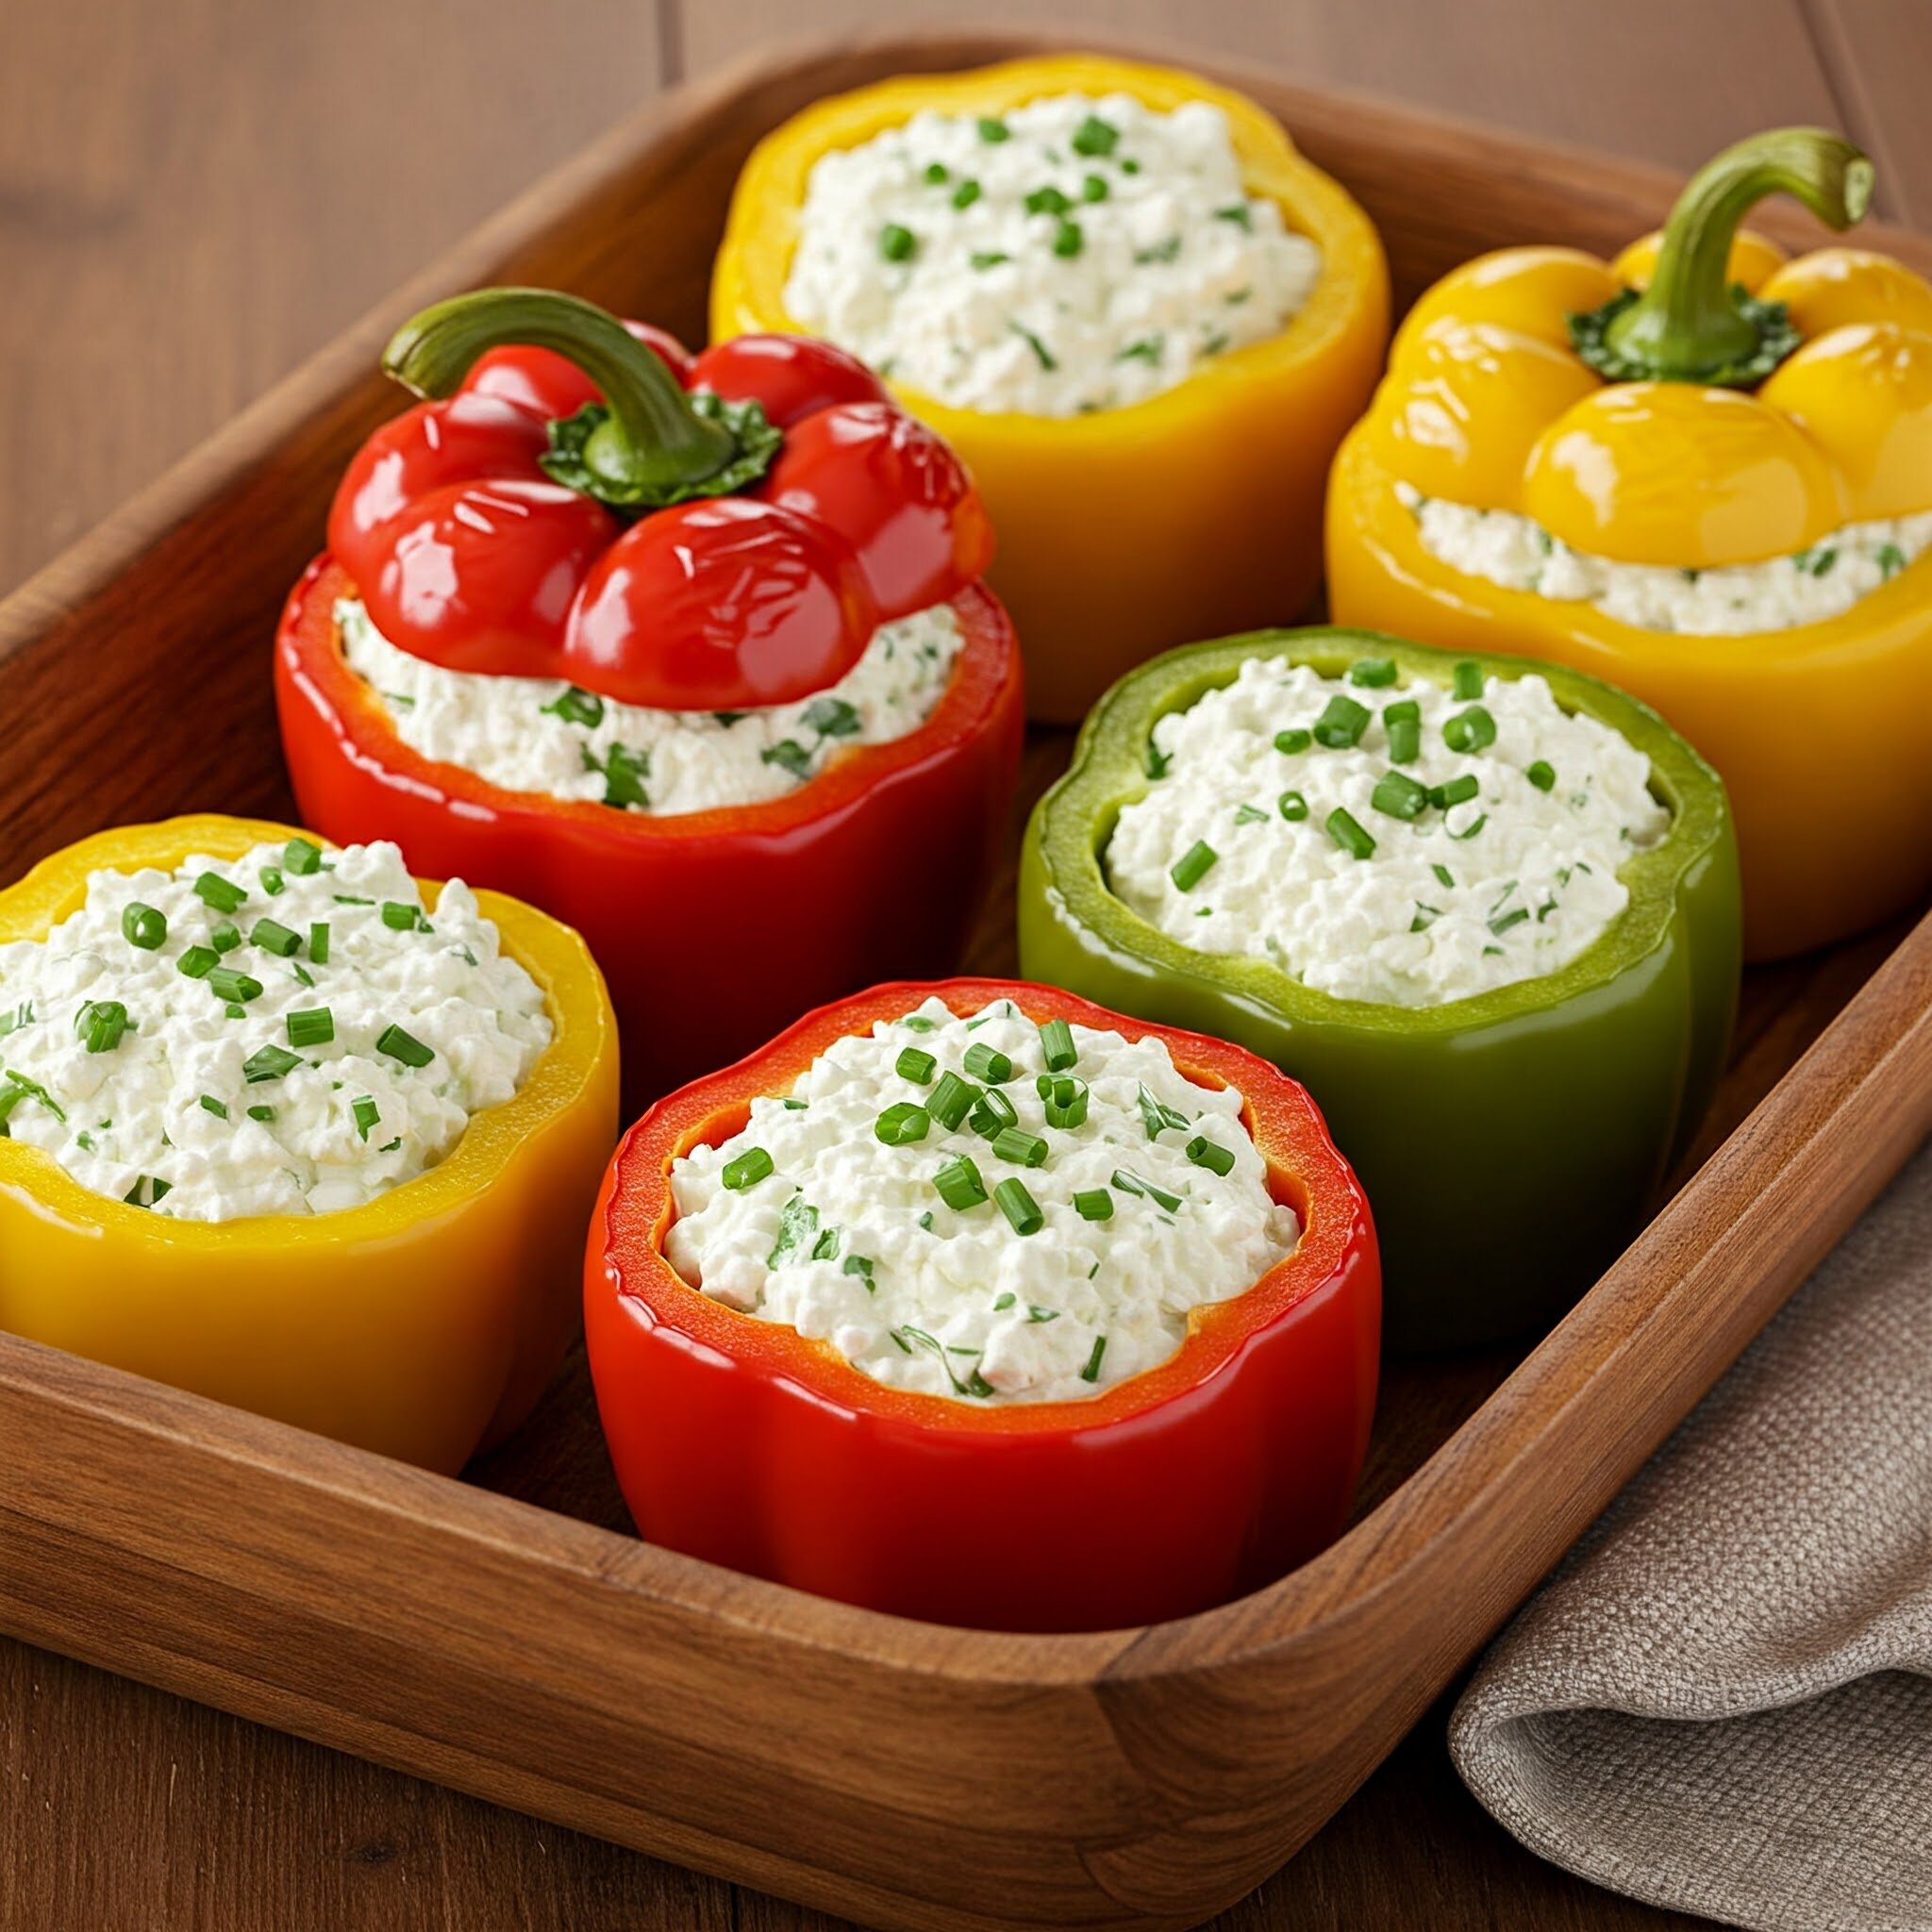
[1107,657,1669,1008]
[783,92,1322,417]
[666,994,1299,1406]
[338,597,963,817]
[0,839,551,1222]
[1397,483,1932,636]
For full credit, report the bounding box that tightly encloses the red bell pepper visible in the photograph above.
[277,291,1024,1104]
[583,978,1381,1632]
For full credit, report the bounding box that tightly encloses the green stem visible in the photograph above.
[1583,128,1874,387]
[382,287,737,500]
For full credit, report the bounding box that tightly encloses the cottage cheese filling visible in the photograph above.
[1397,483,1932,636]
[783,92,1323,416]
[666,995,1298,1405]
[1108,657,1669,1008]
[338,597,963,816]
[0,839,551,1222]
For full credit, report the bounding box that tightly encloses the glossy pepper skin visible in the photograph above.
[1326,127,1932,959]
[277,558,1023,1108]
[329,289,995,712]
[1018,632,1740,1353]
[584,978,1380,1632]
[0,816,619,1474]
[711,54,1391,723]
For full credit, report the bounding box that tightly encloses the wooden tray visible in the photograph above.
[4,31,1931,1932]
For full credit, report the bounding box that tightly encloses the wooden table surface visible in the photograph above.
[1,3,1923,1927]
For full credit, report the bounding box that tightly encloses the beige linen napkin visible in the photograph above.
[1450,1138,1932,1932]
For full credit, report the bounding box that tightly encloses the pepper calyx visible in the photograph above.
[541,395,782,512]
[1569,284,1802,389]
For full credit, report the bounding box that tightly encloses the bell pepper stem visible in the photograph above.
[382,287,737,498]
[1601,127,1874,383]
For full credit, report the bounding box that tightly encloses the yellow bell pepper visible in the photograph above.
[1326,128,1932,958]
[712,54,1391,723]
[0,816,619,1473]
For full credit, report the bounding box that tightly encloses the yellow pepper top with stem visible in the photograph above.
[0,816,619,1474]
[1325,127,1932,959]
[712,53,1391,723]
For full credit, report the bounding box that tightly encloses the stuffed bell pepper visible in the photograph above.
[0,815,617,1472]
[585,978,1379,1631]
[712,54,1391,720]
[277,289,1024,1107]
[1326,127,1932,958]
[1019,631,1740,1351]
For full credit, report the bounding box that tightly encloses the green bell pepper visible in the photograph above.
[1018,627,1740,1350]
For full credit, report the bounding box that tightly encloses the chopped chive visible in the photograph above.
[1234,802,1271,825]
[1038,1017,1076,1072]
[897,1013,938,1031]
[976,115,1009,142]
[1349,658,1397,688]
[895,1046,937,1085]
[210,920,242,954]
[332,894,375,906]
[246,1104,275,1123]
[990,1126,1048,1168]
[1051,217,1084,258]
[722,1146,773,1191]
[1112,1167,1184,1213]
[1371,770,1429,821]
[1489,906,1531,936]
[375,1024,434,1068]
[3,1072,65,1123]
[1278,789,1309,822]
[175,945,220,980]
[199,1094,229,1120]
[242,1043,302,1084]
[1274,726,1312,756]
[224,1004,245,1020]
[308,923,330,964]
[121,902,166,950]
[282,837,325,876]
[928,1071,979,1131]
[1429,774,1480,810]
[123,1175,172,1209]
[1327,808,1376,860]
[379,902,425,933]
[1432,862,1456,889]
[994,1178,1043,1235]
[1171,841,1218,891]
[969,1087,1019,1138]
[291,963,315,989]
[207,966,262,1005]
[1074,1188,1113,1222]
[75,1001,129,1054]
[1070,112,1118,157]
[878,223,917,262]
[1081,173,1109,203]
[1144,740,1173,779]
[287,1008,334,1048]
[766,1193,820,1267]
[1410,904,1441,932]
[970,250,1010,271]
[1383,698,1422,765]
[875,1102,930,1146]
[194,872,247,914]
[962,1042,1011,1084]
[1186,1135,1236,1176]
[592,741,651,808]
[1115,335,1163,365]
[351,1095,380,1141]
[992,1291,1016,1311]
[933,1155,988,1211]
[1213,202,1254,229]
[1008,321,1057,372]
[1040,1074,1089,1130]
[801,695,861,740]
[259,866,285,896]
[1078,1335,1108,1383]
[1443,706,1497,754]
[1526,760,1557,792]
[922,160,949,185]
[1024,184,1072,216]
[251,917,301,957]
[951,177,981,209]
[1136,1082,1190,1141]
[1453,661,1485,701]
[541,685,605,727]
[843,1255,874,1285]
[0,1002,30,1039]
[1876,541,1907,581]
[1313,694,1372,749]
[1451,812,1490,841]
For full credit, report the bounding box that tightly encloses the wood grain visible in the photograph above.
[3,13,1928,1932]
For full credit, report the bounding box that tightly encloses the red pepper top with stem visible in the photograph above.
[327,288,997,711]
